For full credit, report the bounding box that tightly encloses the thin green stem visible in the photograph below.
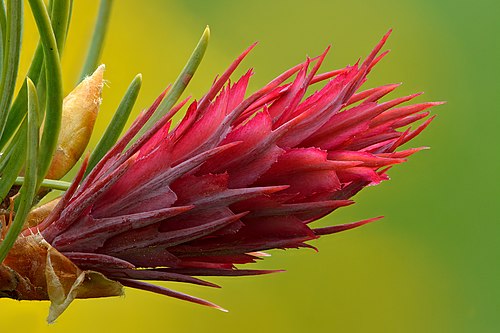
[79,0,113,81]
[14,177,70,191]
[0,78,38,263]
[28,0,63,190]
[137,26,210,138]
[86,73,142,175]
[0,0,23,142]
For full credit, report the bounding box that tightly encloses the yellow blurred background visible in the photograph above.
[2,0,498,332]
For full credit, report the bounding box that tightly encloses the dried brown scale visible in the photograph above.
[0,234,122,322]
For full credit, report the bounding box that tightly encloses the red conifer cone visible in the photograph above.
[1,31,442,321]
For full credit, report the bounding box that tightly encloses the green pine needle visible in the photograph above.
[79,0,113,81]
[0,2,6,78]
[0,123,27,201]
[0,0,72,151]
[28,0,63,190]
[86,73,142,176]
[0,78,38,264]
[137,26,210,138]
[0,0,23,144]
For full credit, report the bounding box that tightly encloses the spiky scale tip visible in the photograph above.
[1,31,442,320]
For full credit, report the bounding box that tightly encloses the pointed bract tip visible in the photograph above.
[365,30,393,64]
[246,41,259,54]
[217,306,229,313]
[264,185,290,194]
[371,50,391,68]
[202,298,227,312]
[160,85,171,98]
[319,45,331,58]
[388,82,402,89]
[247,251,271,257]
[313,216,384,236]
[203,26,210,39]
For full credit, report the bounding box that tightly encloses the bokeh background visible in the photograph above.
[2,0,499,332]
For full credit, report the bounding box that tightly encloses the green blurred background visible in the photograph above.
[2,0,499,331]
